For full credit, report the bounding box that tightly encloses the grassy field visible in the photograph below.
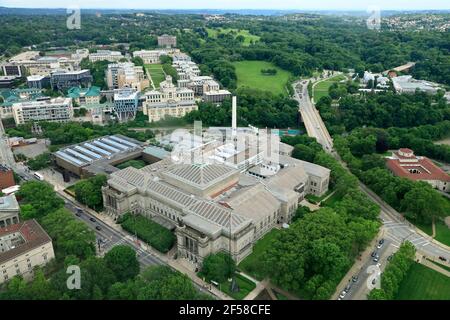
[395,263,450,300]
[232,60,291,96]
[145,64,166,88]
[312,74,347,102]
[238,229,280,280]
[413,218,450,247]
[220,273,256,300]
[206,28,260,46]
[434,219,450,247]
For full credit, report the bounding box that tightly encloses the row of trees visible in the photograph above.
[1,180,205,300]
[262,136,380,299]
[7,121,155,146]
[118,213,176,253]
[368,242,416,300]
[73,175,107,211]
[333,134,450,225]
[186,87,299,129]
[317,91,450,133]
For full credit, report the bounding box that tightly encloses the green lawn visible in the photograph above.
[206,28,260,46]
[395,263,450,300]
[232,60,292,96]
[238,229,280,280]
[220,273,256,300]
[145,64,166,88]
[434,220,450,247]
[412,218,450,247]
[321,191,343,208]
[118,213,175,253]
[116,159,147,170]
[312,74,347,102]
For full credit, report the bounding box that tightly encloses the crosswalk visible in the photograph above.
[383,221,430,247]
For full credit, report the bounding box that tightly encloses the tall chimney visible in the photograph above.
[232,96,237,137]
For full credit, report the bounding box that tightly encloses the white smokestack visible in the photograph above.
[232,96,237,136]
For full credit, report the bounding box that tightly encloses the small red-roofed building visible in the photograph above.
[386,148,450,193]
[0,219,55,284]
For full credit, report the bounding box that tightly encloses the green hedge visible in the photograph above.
[119,213,175,253]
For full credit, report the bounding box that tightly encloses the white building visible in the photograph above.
[89,50,124,63]
[132,50,163,64]
[0,219,55,284]
[392,75,442,94]
[143,75,197,122]
[12,97,73,125]
[113,89,139,122]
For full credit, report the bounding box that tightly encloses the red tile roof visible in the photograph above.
[0,219,52,264]
[386,153,450,182]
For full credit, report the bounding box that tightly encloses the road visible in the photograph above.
[341,239,395,300]
[295,72,450,300]
[11,162,214,297]
[293,77,334,151]
[0,118,16,168]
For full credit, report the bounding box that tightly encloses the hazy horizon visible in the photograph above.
[1,0,450,10]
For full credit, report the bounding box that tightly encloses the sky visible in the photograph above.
[1,0,449,10]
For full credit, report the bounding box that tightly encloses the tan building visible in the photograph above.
[102,137,330,266]
[157,35,177,48]
[143,75,197,122]
[106,62,149,91]
[0,219,55,284]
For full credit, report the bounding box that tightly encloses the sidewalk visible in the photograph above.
[58,190,233,300]
[331,228,383,300]
[419,256,450,278]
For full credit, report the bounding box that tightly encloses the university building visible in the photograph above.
[143,75,197,122]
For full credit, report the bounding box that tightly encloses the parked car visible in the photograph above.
[339,291,347,299]
[371,251,377,257]
[345,283,352,292]
[90,217,96,222]
[352,275,358,282]
[387,254,394,261]
[95,226,101,231]
[438,256,447,262]
[373,255,379,262]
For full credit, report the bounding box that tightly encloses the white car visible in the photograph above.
[339,291,347,299]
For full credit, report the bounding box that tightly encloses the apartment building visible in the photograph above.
[0,219,55,284]
[12,97,73,125]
